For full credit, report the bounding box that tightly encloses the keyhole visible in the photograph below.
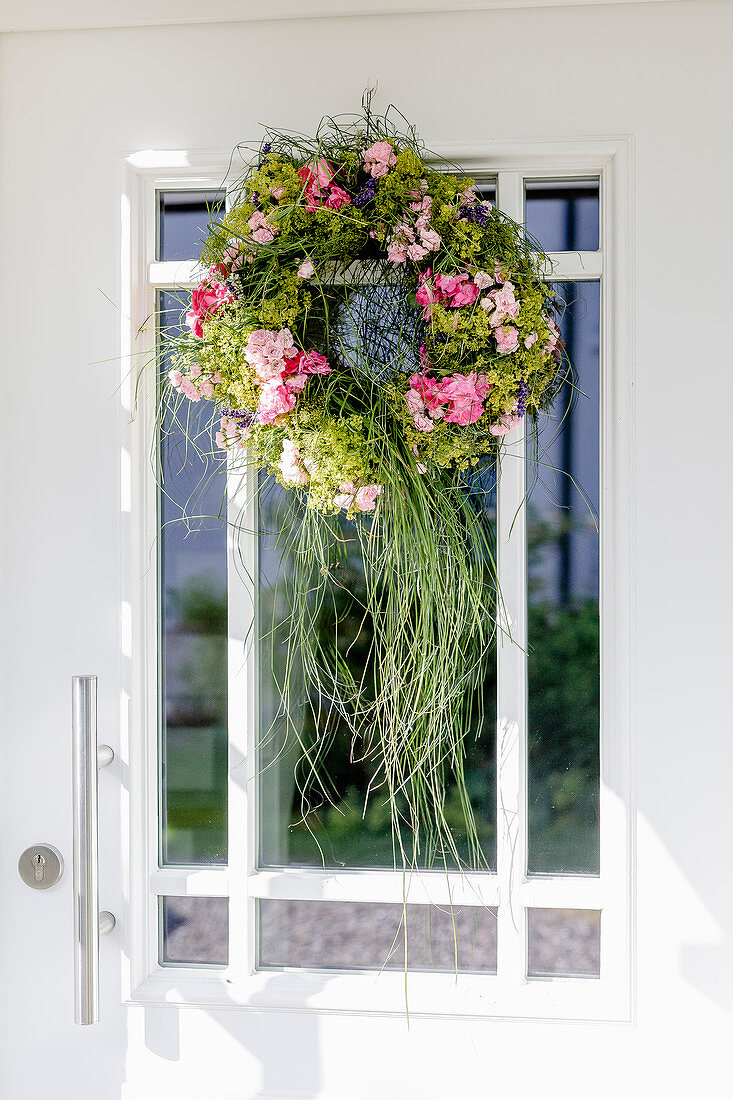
[34,852,45,881]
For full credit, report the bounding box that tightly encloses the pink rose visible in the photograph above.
[438,371,492,425]
[435,273,466,298]
[287,350,331,375]
[495,325,520,355]
[354,485,383,511]
[450,280,479,308]
[298,159,334,195]
[325,185,352,211]
[284,373,308,392]
[409,373,445,416]
[185,276,233,338]
[490,283,520,322]
[416,278,437,319]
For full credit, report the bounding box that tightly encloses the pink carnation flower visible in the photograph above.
[354,485,383,511]
[278,439,310,486]
[257,382,297,425]
[297,259,315,279]
[495,325,520,355]
[490,413,524,437]
[179,377,201,402]
[419,227,441,252]
[473,270,493,290]
[363,141,397,179]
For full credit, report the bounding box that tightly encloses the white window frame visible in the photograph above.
[121,138,635,1021]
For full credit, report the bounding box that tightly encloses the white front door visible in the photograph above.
[2,4,732,1098]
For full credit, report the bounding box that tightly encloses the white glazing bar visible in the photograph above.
[148,260,201,288]
[495,170,529,991]
[228,456,257,979]
[149,869,229,897]
[248,869,499,908]
[544,251,603,281]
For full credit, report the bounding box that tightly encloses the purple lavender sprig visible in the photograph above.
[353,176,378,207]
[459,203,489,227]
[256,142,272,170]
[224,277,243,300]
[515,379,530,419]
[220,407,256,429]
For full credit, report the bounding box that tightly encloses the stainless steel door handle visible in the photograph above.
[72,675,115,1025]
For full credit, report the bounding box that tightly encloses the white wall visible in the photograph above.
[2,2,732,1097]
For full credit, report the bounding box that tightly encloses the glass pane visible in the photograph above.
[476,178,497,204]
[527,908,600,978]
[160,896,228,967]
[258,899,497,972]
[158,291,228,865]
[257,471,497,872]
[158,190,225,261]
[527,281,600,875]
[525,180,599,253]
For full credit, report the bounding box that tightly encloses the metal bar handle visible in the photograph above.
[72,675,115,1025]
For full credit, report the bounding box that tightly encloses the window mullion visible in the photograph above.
[495,171,529,990]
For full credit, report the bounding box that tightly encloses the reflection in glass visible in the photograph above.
[527,908,600,978]
[525,180,600,253]
[257,470,497,872]
[258,899,497,972]
[527,281,600,875]
[160,896,228,967]
[158,291,228,865]
[158,190,225,261]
